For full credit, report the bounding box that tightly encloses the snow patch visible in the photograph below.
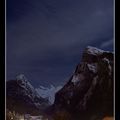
[103,58,110,63]
[103,58,112,75]
[86,46,104,55]
[16,74,40,99]
[87,63,97,73]
[16,74,27,81]
[71,75,80,85]
[36,85,62,104]
[71,74,84,85]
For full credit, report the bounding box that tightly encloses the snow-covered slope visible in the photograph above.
[16,74,40,99]
[6,74,49,114]
[36,85,62,104]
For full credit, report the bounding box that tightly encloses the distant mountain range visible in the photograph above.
[36,85,62,104]
[6,46,114,120]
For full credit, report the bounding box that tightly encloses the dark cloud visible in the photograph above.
[7,0,114,87]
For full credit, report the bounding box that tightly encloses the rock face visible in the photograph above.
[6,74,49,114]
[53,46,114,120]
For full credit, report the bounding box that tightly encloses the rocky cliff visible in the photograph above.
[53,46,114,120]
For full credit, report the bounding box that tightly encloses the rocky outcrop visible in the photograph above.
[6,74,49,114]
[53,46,114,120]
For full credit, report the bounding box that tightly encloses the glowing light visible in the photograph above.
[19,119,24,120]
[102,117,114,120]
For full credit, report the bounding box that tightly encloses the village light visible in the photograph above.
[11,117,13,120]
[19,119,24,120]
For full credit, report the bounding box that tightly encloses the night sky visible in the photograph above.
[7,0,114,87]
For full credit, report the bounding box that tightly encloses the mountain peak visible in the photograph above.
[7,74,50,114]
[85,46,105,55]
[16,74,28,86]
[53,47,114,119]
[16,74,27,81]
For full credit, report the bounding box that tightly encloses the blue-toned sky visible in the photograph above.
[7,0,114,87]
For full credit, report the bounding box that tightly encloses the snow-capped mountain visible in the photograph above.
[6,46,114,119]
[6,74,50,114]
[36,85,62,104]
[53,46,114,120]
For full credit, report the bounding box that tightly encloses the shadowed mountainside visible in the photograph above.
[52,46,114,120]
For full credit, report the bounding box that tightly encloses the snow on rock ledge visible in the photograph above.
[16,74,27,81]
[85,46,105,55]
[87,63,97,73]
[82,46,112,63]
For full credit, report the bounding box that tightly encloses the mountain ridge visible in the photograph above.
[6,74,50,114]
[6,46,114,119]
[52,46,114,120]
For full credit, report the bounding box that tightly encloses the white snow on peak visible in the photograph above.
[36,85,62,104]
[16,74,28,88]
[16,74,27,81]
[16,74,36,97]
[86,46,105,55]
